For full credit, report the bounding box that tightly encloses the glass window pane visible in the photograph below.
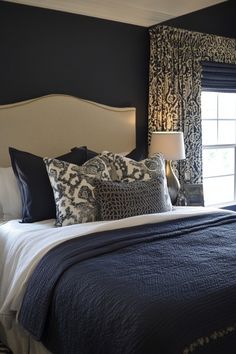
[204,176,234,205]
[202,120,217,145]
[203,148,235,178]
[201,92,217,119]
[218,93,236,119]
[218,120,236,144]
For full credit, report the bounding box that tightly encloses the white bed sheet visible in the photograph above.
[0,205,231,330]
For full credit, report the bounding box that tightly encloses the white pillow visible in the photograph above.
[0,167,22,220]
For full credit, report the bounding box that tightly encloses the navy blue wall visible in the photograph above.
[1,0,236,151]
[0,1,149,149]
[161,1,236,38]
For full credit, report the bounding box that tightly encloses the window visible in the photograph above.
[201,91,236,206]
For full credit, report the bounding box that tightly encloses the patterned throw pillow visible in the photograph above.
[101,151,164,181]
[44,156,112,226]
[95,178,172,221]
[100,152,172,209]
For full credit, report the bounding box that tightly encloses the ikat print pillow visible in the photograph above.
[100,151,172,210]
[44,156,112,227]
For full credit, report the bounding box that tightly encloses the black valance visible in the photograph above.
[201,61,236,92]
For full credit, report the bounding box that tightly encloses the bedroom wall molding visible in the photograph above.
[148,25,236,185]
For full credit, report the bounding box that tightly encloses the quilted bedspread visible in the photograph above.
[19,212,236,354]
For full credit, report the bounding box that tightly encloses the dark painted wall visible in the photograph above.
[1,0,235,152]
[0,1,149,149]
[161,1,236,38]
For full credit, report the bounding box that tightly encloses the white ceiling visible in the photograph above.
[3,0,225,27]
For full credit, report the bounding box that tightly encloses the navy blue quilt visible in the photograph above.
[19,212,236,354]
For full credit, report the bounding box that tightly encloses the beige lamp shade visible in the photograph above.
[149,131,185,161]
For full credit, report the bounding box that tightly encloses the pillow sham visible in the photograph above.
[95,178,172,221]
[44,156,112,227]
[9,146,87,223]
[0,167,22,220]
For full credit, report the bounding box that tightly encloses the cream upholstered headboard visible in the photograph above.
[0,94,136,166]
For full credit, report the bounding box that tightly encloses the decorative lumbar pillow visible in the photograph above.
[0,167,22,220]
[44,156,112,226]
[95,177,172,221]
[9,146,87,223]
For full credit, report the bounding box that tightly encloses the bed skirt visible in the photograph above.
[0,340,12,354]
[0,316,51,354]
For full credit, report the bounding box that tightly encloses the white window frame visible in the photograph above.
[202,91,236,206]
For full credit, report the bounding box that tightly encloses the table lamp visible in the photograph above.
[149,131,185,204]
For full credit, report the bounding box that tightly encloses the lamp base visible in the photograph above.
[165,160,180,205]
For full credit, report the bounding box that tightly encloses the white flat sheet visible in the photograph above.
[0,206,231,328]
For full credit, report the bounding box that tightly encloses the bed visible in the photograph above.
[0,95,236,354]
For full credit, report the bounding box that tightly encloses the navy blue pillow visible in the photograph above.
[9,147,87,223]
[125,147,146,161]
[71,146,146,162]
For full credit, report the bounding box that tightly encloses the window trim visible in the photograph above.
[202,144,236,205]
[202,91,236,206]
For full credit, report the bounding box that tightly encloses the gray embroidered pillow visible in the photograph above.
[101,152,172,210]
[95,178,172,221]
[44,156,112,226]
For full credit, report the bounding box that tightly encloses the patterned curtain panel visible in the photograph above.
[149,25,236,184]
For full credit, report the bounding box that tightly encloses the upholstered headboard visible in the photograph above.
[0,94,136,166]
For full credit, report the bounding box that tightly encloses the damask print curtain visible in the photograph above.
[149,25,236,185]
